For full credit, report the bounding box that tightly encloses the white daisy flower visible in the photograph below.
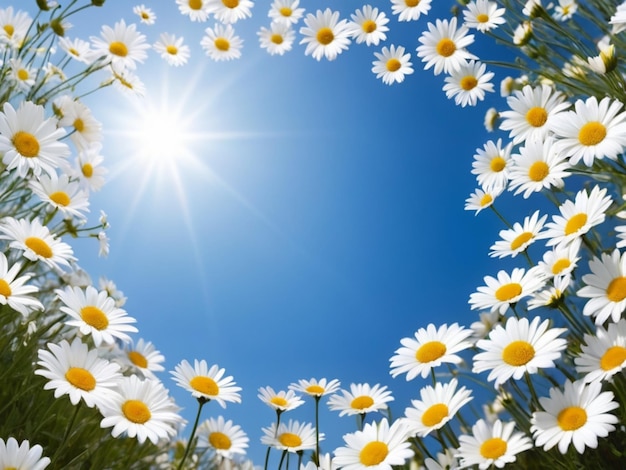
[198,416,249,458]
[110,67,146,96]
[472,316,567,388]
[389,322,474,380]
[0,252,43,316]
[539,185,613,247]
[470,310,501,340]
[489,210,547,258]
[390,0,432,22]
[347,5,389,46]
[443,59,494,107]
[463,0,506,32]
[176,0,212,22]
[0,7,32,48]
[372,45,414,85]
[469,267,546,314]
[456,419,532,469]
[268,0,305,26]
[119,338,166,380]
[54,96,103,151]
[56,285,138,346]
[90,20,150,71]
[550,95,626,167]
[171,359,242,407]
[289,377,341,398]
[257,22,295,56]
[0,437,50,470]
[74,143,108,192]
[471,138,512,192]
[424,449,459,470]
[200,23,243,61]
[153,33,190,67]
[208,0,253,24]
[328,383,394,417]
[133,4,156,25]
[403,378,473,437]
[531,379,619,453]
[58,37,95,64]
[575,319,626,383]
[29,172,90,221]
[299,8,351,61]
[35,338,122,408]
[498,84,570,145]
[464,186,504,214]
[0,101,70,178]
[8,58,35,92]
[587,43,616,75]
[610,1,626,34]
[99,375,181,445]
[535,238,581,281]
[484,107,500,132]
[258,386,304,412]
[261,419,319,453]
[416,17,477,76]
[0,217,75,270]
[552,0,577,21]
[527,275,572,310]
[333,418,414,469]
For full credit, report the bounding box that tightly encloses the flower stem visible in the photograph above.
[177,398,207,470]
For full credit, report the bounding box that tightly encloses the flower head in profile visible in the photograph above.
[54,96,103,151]
[575,319,626,383]
[258,386,304,412]
[200,23,243,61]
[443,60,494,107]
[153,33,190,67]
[119,338,166,380]
[489,210,547,259]
[289,377,341,398]
[0,437,50,470]
[299,8,351,61]
[198,416,249,459]
[416,17,476,76]
[73,143,108,192]
[171,359,241,407]
[29,172,90,221]
[372,45,414,85]
[347,5,389,46]
[58,37,95,64]
[90,19,150,71]
[0,252,43,317]
[465,186,504,214]
[261,419,319,453]
[327,383,393,417]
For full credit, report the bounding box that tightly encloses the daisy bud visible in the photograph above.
[50,18,65,36]
[92,0,105,5]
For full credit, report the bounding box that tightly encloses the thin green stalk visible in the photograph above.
[177,398,207,470]
[51,401,82,463]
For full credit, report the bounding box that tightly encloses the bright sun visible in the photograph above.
[136,111,190,163]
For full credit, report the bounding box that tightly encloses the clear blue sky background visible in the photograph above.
[25,0,525,464]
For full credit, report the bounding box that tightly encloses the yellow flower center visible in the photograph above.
[480,193,493,207]
[17,69,29,81]
[189,0,203,10]
[122,399,151,424]
[416,341,447,363]
[480,437,507,460]
[305,384,325,395]
[12,131,40,158]
[80,306,109,330]
[606,276,626,302]
[49,191,71,207]
[190,376,219,395]
[65,367,96,391]
[564,213,587,236]
[3,24,14,37]
[214,38,230,51]
[82,163,94,178]
[209,431,232,450]
[476,13,490,23]
[109,41,128,57]
[551,258,571,275]
[557,406,587,431]
[351,395,374,410]
[141,12,150,20]
[166,45,178,55]
[0,279,12,297]
[578,121,606,146]
[270,34,283,45]
[405,0,420,6]
[600,346,626,371]
[386,58,401,72]
[25,237,53,259]
[317,27,334,46]
[528,161,549,182]
[525,106,548,127]
[128,351,148,368]
[510,231,533,251]
[222,0,239,7]
[490,156,506,172]
[278,432,302,448]
[460,76,478,91]
[279,7,292,17]
[436,38,456,57]
[362,20,377,33]
[494,282,522,301]
[73,118,85,133]
[421,403,449,427]
[502,340,535,366]
[270,396,288,407]
[359,441,389,466]
[69,47,80,56]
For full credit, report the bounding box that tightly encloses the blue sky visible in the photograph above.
[30,0,520,464]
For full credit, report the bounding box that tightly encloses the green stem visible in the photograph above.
[177,398,207,470]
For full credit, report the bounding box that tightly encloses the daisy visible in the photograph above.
[289,377,341,398]
[531,379,619,454]
[119,338,166,380]
[0,101,70,178]
[257,22,295,56]
[443,59,494,107]
[472,316,567,387]
[403,379,473,437]
[456,419,532,469]
[498,84,570,145]
[90,20,150,71]
[549,95,626,167]
[390,0,433,22]
[611,1,626,33]
[416,17,477,76]
[258,386,304,412]
[29,172,90,221]
[347,5,389,46]
[171,359,241,407]
[535,238,581,281]
[200,23,243,61]
[552,0,577,21]
[0,7,32,48]
[575,319,626,383]
[198,416,249,458]
[0,252,43,316]
[56,285,138,346]
[153,33,190,66]
[424,449,459,470]
[587,44,616,75]
[268,0,305,26]
[471,138,512,192]
[35,338,122,408]
[469,267,546,314]
[470,310,501,340]
[208,0,254,24]
[540,185,613,247]
[464,186,504,214]
[54,96,103,151]
[372,45,414,85]
[99,375,181,445]
[299,8,351,61]
[110,68,146,97]
[8,58,36,92]
[261,419,319,453]
[333,418,414,469]
[74,143,108,192]
[489,210,547,258]
[484,107,499,132]
[527,275,572,310]
[389,322,474,380]
[133,4,156,25]
[176,0,212,22]
[463,0,506,32]
[507,137,571,199]
[0,437,50,470]
[0,217,75,270]
[328,383,394,417]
